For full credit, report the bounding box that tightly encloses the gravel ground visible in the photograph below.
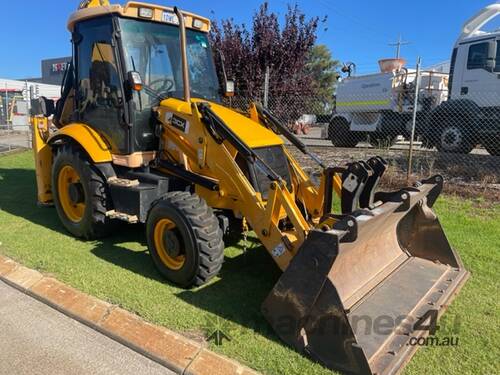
[287,131,500,201]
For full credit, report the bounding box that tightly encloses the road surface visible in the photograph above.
[0,280,174,375]
[293,127,490,155]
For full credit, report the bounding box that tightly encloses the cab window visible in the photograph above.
[467,42,489,70]
[76,16,126,153]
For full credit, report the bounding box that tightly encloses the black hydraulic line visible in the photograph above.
[197,102,282,183]
[255,103,326,169]
[157,160,220,191]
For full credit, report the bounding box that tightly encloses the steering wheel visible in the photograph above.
[148,78,175,96]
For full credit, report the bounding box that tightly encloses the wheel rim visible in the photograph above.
[153,218,186,271]
[57,165,86,223]
[441,127,462,149]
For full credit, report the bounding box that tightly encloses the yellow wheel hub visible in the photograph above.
[154,219,186,270]
[57,165,86,223]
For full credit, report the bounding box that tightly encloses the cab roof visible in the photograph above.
[67,1,210,33]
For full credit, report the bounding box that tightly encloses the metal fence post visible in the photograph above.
[263,66,270,107]
[5,82,9,129]
[407,57,422,183]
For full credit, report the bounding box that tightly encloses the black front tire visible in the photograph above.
[52,145,115,239]
[146,192,224,288]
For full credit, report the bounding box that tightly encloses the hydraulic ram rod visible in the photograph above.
[255,103,326,169]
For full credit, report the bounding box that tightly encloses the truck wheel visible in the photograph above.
[329,118,361,148]
[484,138,500,156]
[146,192,224,288]
[52,145,115,239]
[437,125,475,154]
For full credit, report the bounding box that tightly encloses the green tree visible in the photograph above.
[306,44,340,113]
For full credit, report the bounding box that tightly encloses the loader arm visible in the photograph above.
[155,98,319,270]
[248,102,343,218]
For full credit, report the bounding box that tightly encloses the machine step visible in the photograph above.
[106,210,139,224]
[107,177,140,188]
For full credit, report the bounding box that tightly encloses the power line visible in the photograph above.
[314,0,395,42]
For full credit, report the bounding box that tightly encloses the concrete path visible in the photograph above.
[0,280,174,375]
[0,132,30,152]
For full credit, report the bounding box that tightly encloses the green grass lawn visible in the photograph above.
[0,151,498,375]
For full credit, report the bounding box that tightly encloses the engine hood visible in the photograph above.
[160,98,284,149]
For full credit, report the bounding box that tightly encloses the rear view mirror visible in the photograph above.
[224,80,235,97]
[485,57,495,72]
[486,40,497,72]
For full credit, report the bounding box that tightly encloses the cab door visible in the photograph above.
[459,39,499,108]
[75,16,129,154]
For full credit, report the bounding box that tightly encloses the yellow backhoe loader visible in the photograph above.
[30,1,468,374]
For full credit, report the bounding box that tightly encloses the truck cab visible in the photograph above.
[449,4,500,107]
[434,3,500,155]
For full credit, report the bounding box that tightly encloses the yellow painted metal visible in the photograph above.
[31,116,53,204]
[154,218,186,270]
[48,123,112,163]
[282,147,323,220]
[159,98,283,149]
[210,102,284,148]
[57,165,86,223]
[69,2,211,33]
[333,174,342,196]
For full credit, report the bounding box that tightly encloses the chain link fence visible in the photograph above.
[1,82,498,199]
[0,123,31,155]
[225,84,500,199]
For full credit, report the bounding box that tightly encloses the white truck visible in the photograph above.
[329,3,500,155]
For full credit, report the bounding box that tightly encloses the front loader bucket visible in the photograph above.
[262,176,469,375]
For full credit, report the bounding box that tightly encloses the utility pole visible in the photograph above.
[389,35,411,59]
[407,57,422,184]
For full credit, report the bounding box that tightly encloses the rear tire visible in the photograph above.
[329,118,361,148]
[52,145,115,239]
[436,124,475,154]
[146,192,224,288]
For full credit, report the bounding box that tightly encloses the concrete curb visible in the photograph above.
[0,255,260,375]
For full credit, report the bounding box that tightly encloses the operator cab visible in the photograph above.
[53,2,221,155]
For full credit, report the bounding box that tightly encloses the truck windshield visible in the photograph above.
[119,18,221,104]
